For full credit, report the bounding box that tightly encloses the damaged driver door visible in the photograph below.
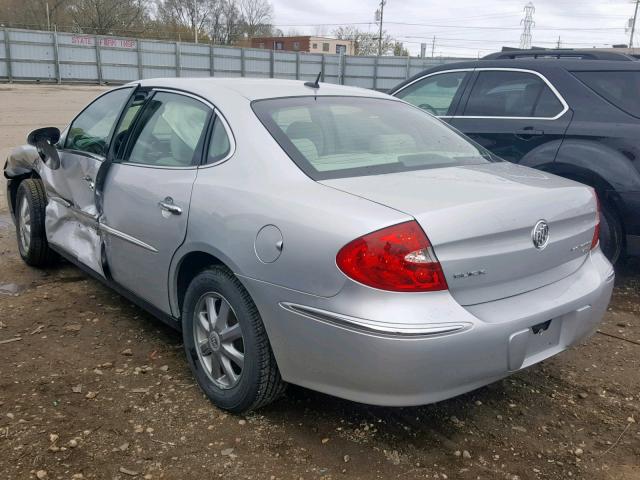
[45,87,135,275]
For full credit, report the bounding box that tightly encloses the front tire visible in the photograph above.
[15,179,56,267]
[182,266,286,413]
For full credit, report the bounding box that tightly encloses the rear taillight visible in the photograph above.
[336,221,448,292]
[591,189,600,250]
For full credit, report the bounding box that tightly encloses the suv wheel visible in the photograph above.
[182,266,286,413]
[599,201,623,265]
[15,179,57,267]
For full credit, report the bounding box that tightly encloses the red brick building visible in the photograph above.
[250,36,354,55]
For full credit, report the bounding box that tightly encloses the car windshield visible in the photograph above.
[252,96,497,180]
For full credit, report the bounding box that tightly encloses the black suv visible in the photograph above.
[389,49,640,264]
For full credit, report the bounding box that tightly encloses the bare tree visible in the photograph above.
[69,0,148,35]
[208,0,242,44]
[0,0,72,30]
[157,0,218,42]
[238,0,273,37]
[154,0,275,45]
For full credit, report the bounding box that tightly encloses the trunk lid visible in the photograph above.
[321,162,597,306]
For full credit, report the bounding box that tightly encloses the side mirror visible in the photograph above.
[27,127,61,170]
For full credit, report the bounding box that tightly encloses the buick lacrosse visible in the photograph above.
[4,78,614,412]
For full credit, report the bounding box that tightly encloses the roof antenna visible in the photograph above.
[304,71,322,89]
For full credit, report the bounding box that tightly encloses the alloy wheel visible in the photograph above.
[18,197,31,252]
[193,292,245,389]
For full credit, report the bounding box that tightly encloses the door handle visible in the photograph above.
[515,128,544,140]
[158,197,182,215]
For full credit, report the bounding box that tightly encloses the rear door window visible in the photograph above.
[124,92,211,167]
[394,71,469,116]
[206,116,232,164]
[463,71,564,118]
[573,70,640,118]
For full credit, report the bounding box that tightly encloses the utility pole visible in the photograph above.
[375,0,386,56]
[431,36,436,58]
[194,11,199,44]
[556,36,561,48]
[193,0,199,44]
[630,0,639,48]
[519,2,535,49]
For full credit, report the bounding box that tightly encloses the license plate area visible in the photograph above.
[531,319,552,335]
[508,318,563,371]
[527,319,561,358]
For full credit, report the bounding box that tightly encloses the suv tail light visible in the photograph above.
[591,189,600,250]
[336,221,448,292]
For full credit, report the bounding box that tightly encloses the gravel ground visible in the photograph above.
[0,84,639,480]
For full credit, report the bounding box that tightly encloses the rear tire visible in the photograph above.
[599,201,623,265]
[182,266,286,413]
[15,179,57,267]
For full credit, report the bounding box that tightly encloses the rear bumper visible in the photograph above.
[241,249,614,407]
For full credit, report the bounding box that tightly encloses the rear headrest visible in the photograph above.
[506,82,543,116]
[369,134,417,154]
[286,121,324,154]
[290,138,318,163]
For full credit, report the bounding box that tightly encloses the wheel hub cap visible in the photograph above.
[208,331,221,352]
[193,292,245,390]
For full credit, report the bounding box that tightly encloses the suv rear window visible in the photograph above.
[463,71,564,118]
[252,96,496,180]
[573,71,640,118]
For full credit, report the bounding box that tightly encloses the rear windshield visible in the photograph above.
[252,96,496,180]
[573,71,640,118]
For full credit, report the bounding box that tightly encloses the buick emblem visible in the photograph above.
[532,220,550,250]
[208,331,221,352]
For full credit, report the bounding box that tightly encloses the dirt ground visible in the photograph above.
[0,84,638,480]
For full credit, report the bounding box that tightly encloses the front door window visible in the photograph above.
[64,87,133,156]
[124,92,210,167]
[394,71,468,116]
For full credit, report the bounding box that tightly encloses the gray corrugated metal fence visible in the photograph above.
[0,27,469,90]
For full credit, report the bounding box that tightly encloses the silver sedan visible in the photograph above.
[4,78,614,412]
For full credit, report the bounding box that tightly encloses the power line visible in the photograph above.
[271,21,623,32]
[396,35,614,47]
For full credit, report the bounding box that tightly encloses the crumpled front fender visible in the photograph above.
[4,144,41,178]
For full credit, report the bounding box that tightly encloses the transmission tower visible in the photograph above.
[519,2,536,49]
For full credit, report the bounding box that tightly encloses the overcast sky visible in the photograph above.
[270,0,638,57]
